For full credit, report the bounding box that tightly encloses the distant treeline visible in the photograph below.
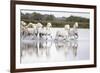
[21,12,89,28]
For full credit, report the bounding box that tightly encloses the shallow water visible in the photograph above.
[20,29,90,64]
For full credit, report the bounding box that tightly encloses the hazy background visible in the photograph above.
[21,10,90,28]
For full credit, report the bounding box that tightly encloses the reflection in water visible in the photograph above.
[20,40,52,57]
[55,40,78,58]
[20,40,78,63]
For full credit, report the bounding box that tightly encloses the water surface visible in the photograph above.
[20,29,90,64]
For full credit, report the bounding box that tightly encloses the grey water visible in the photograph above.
[20,29,90,64]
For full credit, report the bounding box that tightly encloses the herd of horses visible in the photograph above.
[20,21,79,41]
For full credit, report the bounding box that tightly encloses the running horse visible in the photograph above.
[55,24,70,41]
[69,22,78,40]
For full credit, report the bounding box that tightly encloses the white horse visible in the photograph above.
[34,22,43,39]
[40,22,52,40]
[55,24,70,41]
[26,23,36,34]
[20,21,29,39]
[21,21,43,39]
[69,22,78,40]
[21,22,40,40]
[23,22,43,40]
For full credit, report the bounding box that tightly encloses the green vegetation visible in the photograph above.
[21,12,89,28]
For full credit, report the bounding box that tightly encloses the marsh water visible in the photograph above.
[20,29,90,64]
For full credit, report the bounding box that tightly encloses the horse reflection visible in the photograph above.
[20,39,78,63]
[20,40,52,61]
[55,40,78,58]
[37,40,52,57]
[20,41,39,57]
[70,40,78,57]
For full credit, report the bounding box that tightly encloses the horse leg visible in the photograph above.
[74,33,78,39]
